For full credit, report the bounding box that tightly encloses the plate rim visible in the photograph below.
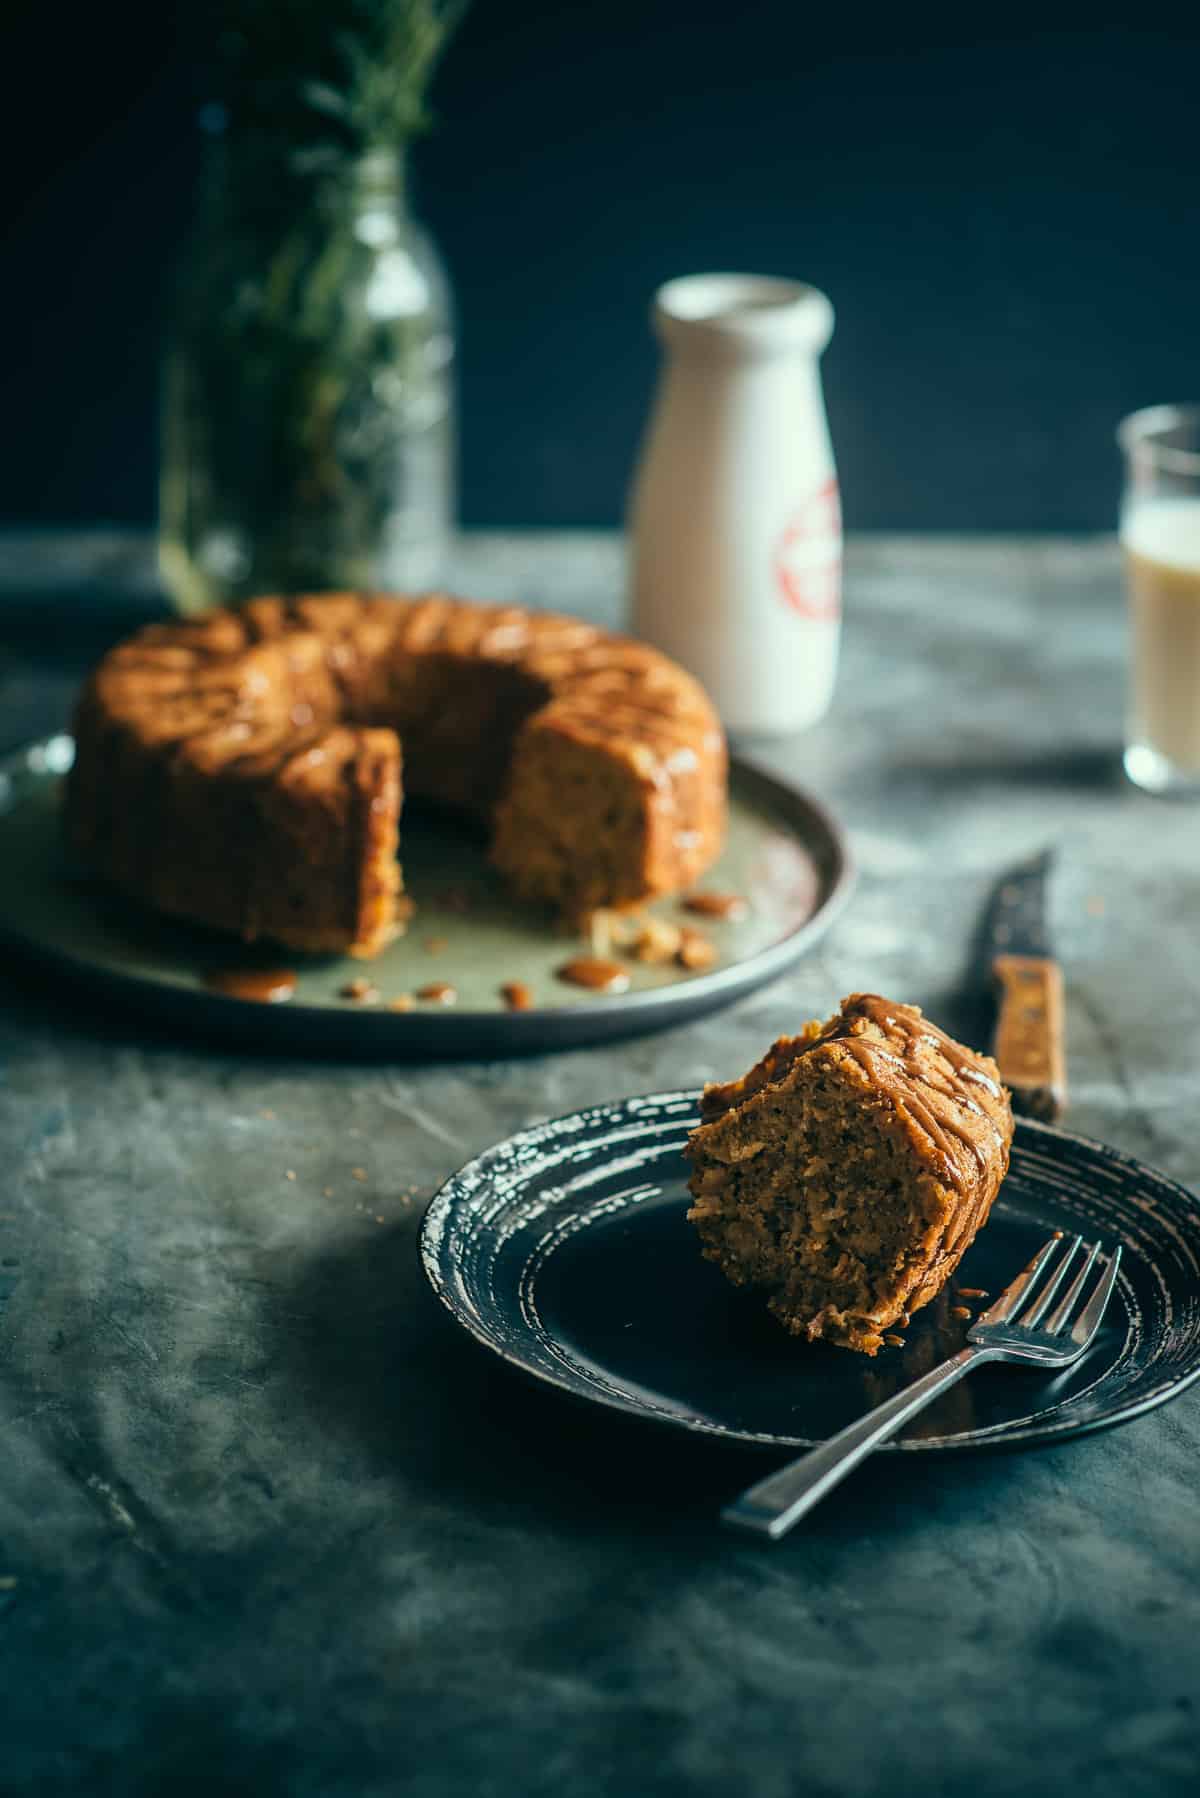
[0,736,855,1058]
[419,1094,1200,1454]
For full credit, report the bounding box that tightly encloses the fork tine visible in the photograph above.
[1070,1246,1123,1347]
[1041,1239,1102,1335]
[1019,1234,1083,1327]
[981,1235,1062,1325]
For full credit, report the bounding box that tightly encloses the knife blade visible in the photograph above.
[981,848,1066,1121]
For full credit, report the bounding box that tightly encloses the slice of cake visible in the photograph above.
[686,994,1013,1354]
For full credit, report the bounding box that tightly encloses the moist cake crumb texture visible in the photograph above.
[686,993,1014,1354]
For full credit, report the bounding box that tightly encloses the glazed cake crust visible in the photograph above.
[66,593,727,956]
[686,994,1014,1353]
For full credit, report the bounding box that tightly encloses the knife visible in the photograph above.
[982,848,1066,1121]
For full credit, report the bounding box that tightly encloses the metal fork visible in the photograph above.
[723,1234,1122,1541]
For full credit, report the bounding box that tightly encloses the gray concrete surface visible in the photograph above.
[0,534,1196,1796]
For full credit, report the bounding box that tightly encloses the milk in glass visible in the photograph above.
[1121,497,1200,780]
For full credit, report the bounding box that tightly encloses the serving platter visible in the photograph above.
[0,736,852,1055]
[420,1093,1200,1451]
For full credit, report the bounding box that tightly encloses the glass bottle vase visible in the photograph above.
[160,147,454,614]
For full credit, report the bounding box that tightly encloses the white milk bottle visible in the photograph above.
[628,274,840,736]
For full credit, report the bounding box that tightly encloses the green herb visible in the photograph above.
[215,0,470,163]
[161,2,466,610]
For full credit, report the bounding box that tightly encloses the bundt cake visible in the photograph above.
[686,994,1013,1354]
[65,594,727,956]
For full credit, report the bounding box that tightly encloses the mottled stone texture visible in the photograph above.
[0,534,1197,1797]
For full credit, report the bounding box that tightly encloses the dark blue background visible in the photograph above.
[2,3,1197,531]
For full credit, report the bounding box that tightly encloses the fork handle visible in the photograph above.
[722,1346,994,1540]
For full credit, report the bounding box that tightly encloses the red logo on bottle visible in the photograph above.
[775,479,842,621]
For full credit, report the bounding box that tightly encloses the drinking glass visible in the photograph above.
[1118,405,1200,795]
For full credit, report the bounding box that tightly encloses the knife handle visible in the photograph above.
[992,954,1066,1121]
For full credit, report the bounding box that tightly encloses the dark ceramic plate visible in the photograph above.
[0,736,852,1057]
[421,1093,1200,1451]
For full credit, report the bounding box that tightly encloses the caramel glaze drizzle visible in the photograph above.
[556,957,631,995]
[416,981,458,1004]
[682,891,749,921]
[826,995,1008,1196]
[205,967,297,1004]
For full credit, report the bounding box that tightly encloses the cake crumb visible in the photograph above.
[351,1167,367,1183]
[676,926,718,971]
[388,994,415,1012]
[883,1333,906,1348]
[628,916,682,964]
[587,908,616,958]
[284,1169,296,1182]
[957,1287,988,1299]
[259,1109,276,1121]
[950,1305,972,1320]
[322,1187,334,1199]
[424,936,449,955]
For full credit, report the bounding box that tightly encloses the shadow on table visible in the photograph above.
[0,964,673,1069]
[884,741,1126,797]
[270,1211,1050,1549]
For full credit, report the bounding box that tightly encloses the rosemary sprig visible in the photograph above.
[215,0,470,164]
[162,2,467,606]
